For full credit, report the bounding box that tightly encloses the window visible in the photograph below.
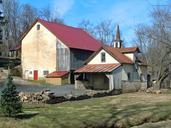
[0,29,3,40]
[83,73,88,81]
[43,70,49,75]
[127,72,131,81]
[29,71,32,74]
[101,52,106,62]
[37,24,40,30]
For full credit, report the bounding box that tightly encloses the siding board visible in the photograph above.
[70,49,93,70]
[56,41,70,71]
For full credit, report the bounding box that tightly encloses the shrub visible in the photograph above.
[0,75,22,117]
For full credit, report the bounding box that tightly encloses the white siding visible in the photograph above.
[124,53,135,62]
[88,49,119,64]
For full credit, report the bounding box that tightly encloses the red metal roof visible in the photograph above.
[32,19,101,51]
[9,44,21,51]
[117,47,140,53]
[104,46,133,64]
[75,64,121,73]
[46,71,69,78]
[85,46,133,64]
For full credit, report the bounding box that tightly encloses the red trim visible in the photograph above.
[46,71,69,78]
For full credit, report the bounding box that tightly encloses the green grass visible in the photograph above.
[1,93,171,128]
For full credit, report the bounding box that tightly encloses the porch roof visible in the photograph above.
[46,71,69,78]
[75,64,121,73]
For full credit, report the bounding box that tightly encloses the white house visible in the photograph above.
[75,25,147,91]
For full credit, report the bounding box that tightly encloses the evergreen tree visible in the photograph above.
[0,75,22,117]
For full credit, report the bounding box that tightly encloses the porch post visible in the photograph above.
[106,74,114,91]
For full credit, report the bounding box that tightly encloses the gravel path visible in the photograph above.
[0,78,86,96]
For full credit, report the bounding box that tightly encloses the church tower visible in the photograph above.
[0,0,8,57]
[113,25,123,48]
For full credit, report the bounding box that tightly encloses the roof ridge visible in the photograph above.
[37,18,82,30]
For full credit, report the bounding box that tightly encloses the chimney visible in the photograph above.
[114,25,123,48]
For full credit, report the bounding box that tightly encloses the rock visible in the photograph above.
[146,89,150,93]
[65,94,74,100]
[46,96,67,104]
[93,92,108,98]
[155,90,162,94]
[70,94,91,101]
[146,87,154,93]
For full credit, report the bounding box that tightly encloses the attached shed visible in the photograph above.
[45,71,69,85]
[75,64,121,90]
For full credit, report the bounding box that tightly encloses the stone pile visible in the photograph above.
[19,89,122,104]
[139,87,162,94]
[19,90,55,103]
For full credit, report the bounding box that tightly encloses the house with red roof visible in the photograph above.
[75,25,147,91]
[21,19,101,84]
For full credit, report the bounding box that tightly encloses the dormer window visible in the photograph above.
[101,52,106,62]
[37,24,40,30]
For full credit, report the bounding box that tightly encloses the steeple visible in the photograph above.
[114,25,123,48]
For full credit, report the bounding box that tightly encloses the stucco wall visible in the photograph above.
[45,76,69,85]
[22,22,57,79]
[88,49,119,64]
[45,78,62,85]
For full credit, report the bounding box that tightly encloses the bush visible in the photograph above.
[10,65,22,77]
[0,75,22,117]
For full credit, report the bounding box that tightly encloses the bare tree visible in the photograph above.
[135,6,171,88]
[40,6,64,24]
[20,4,38,33]
[94,20,115,45]
[3,0,21,47]
[78,20,95,35]
[79,20,115,45]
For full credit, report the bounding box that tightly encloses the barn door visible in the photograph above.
[34,70,38,80]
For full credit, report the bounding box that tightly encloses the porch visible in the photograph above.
[75,64,121,91]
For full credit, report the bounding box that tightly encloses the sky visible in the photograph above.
[19,0,171,46]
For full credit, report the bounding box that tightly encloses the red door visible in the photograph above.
[34,70,38,80]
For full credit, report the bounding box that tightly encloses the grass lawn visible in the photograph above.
[0,92,171,128]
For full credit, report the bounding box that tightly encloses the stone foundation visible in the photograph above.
[122,80,147,93]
